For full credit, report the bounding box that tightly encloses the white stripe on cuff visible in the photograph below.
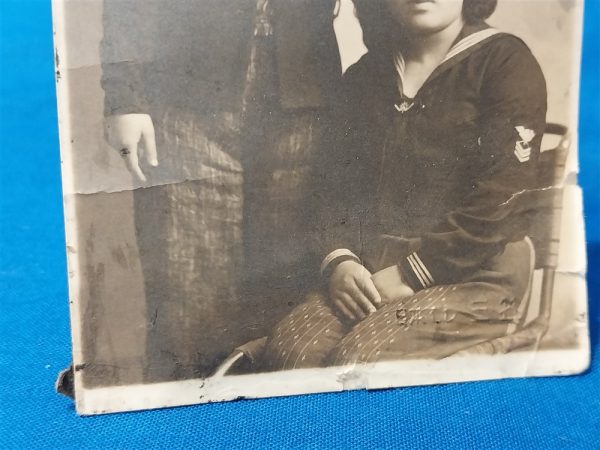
[320,249,360,275]
[406,255,428,289]
[412,252,435,285]
[407,253,434,288]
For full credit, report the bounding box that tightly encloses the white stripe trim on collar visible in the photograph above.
[394,28,503,81]
[393,53,406,89]
[442,28,502,64]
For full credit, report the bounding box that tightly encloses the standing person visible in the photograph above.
[101,0,341,381]
[263,0,549,370]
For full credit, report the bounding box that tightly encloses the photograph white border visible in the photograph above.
[77,347,590,415]
[52,0,590,415]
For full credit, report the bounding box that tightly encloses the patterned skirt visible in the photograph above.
[263,238,535,371]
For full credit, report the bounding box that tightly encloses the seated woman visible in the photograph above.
[262,0,547,371]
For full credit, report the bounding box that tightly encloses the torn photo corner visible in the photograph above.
[52,0,590,415]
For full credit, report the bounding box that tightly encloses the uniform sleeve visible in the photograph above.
[398,39,548,291]
[316,62,372,275]
[100,0,157,116]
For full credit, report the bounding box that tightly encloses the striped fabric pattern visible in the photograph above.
[264,293,347,371]
[265,281,521,371]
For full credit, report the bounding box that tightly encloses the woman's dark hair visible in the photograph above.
[354,0,498,51]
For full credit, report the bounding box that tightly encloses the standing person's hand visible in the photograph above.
[329,260,382,323]
[105,113,157,182]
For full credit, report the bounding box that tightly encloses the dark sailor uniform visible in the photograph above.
[264,23,549,370]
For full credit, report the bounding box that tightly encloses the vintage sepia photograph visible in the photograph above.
[52,0,590,415]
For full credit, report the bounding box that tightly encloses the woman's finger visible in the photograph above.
[357,275,382,308]
[141,117,158,167]
[333,298,356,322]
[339,291,366,321]
[348,283,377,315]
[122,140,147,182]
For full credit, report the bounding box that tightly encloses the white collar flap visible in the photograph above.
[394,28,503,80]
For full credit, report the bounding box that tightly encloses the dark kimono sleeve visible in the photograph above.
[398,38,548,291]
[100,0,158,116]
[274,0,341,109]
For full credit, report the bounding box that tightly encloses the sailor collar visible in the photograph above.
[393,25,505,113]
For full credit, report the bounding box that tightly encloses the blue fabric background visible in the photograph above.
[1,0,598,448]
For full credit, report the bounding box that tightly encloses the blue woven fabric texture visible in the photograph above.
[1,0,598,448]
